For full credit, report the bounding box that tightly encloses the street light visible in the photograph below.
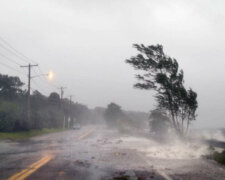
[47,71,54,80]
[31,71,54,80]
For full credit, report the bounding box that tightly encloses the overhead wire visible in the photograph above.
[0,35,62,95]
[0,36,37,64]
[0,35,39,76]
[0,51,21,66]
[0,61,27,77]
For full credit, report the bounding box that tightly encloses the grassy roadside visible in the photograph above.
[0,128,66,141]
[206,146,225,165]
[212,150,225,165]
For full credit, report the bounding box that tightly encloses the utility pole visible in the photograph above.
[58,87,66,128]
[69,95,73,128]
[20,64,38,123]
[58,87,66,101]
[69,95,73,106]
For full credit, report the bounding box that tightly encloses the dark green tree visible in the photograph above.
[0,74,24,100]
[104,103,123,127]
[30,91,48,129]
[48,92,60,106]
[126,44,198,135]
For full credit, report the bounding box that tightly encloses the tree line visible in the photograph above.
[0,74,148,132]
[104,102,148,133]
[0,74,90,132]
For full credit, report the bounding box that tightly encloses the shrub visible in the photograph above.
[0,101,21,132]
[212,150,225,165]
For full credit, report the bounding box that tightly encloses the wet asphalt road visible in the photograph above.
[0,125,225,180]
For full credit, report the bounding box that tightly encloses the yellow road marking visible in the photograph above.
[58,171,66,176]
[8,155,54,180]
[77,130,93,140]
[8,157,48,180]
[8,130,93,180]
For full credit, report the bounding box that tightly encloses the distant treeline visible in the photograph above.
[103,102,149,132]
[0,74,148,132]
[0,74,93,132]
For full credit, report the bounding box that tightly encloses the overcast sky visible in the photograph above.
[0,0,224,128]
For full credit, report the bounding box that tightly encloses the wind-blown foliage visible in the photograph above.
[126,44,198,135]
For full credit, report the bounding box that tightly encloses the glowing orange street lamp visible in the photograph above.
[47,71,54,80]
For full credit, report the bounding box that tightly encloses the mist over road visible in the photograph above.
[0,125,225,180]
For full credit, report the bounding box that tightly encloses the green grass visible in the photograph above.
[0,128,66,141]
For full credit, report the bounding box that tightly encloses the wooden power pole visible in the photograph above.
[58,87,66,128]
[58,87,66,101]
[20,64,38,123]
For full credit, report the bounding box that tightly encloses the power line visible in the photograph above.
[0,36,42,80]
[0,61,26,76]
[0,36,44,80]
[0,35,61,96]
[0,49,30,76]
[0,36,37,64]
[0,54,59,97]
[0,60,56,95]
[0,42,30,64]
[0,51,21,66]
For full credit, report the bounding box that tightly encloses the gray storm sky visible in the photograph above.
[0,0,224,128]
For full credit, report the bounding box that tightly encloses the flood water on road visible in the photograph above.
[0,125,225,180]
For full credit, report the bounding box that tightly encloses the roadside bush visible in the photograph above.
[212,150,225,165]
[0,101,21,132]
